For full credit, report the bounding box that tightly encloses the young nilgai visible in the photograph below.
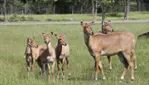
[28,36,55,81]
[54,33,70,79]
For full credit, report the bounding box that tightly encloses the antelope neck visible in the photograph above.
[63,43,67,46]
[46,41,52,49]
[58,40,67,46]
[84,32,92,47]
[25,45,32,54]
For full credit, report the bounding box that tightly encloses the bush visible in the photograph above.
[20,16,26,21]
[8,14,20,22]
[26,17,35,21]
[0,17,4,22]
[107,13,123,17]
[8,15,39,22]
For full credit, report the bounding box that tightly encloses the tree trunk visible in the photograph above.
[136,0,141,11]
[71,4,74,14]
[80,6,83,14]
[95,0,97,18]
[52,2,55,14]
[24,2,27,14]
[101,6,106,32]
[92,0,95,21]
[3,0,7,22]
[124,0,130,20]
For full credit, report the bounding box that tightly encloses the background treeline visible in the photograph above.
[0,0,149,14]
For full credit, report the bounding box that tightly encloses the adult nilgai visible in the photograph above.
[102,21,137,69]
[80,21,137,80]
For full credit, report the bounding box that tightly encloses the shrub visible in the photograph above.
[0,17,4,22]
[8,14,20,22]
[107,13,123,17]
[20,16,26,21]
[8,15,39,22]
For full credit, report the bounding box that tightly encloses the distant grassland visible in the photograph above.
[0,12,149,22]
[0,23,149,85]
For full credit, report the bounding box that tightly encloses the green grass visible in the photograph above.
[0,12,149,22]
[0,23,149,85]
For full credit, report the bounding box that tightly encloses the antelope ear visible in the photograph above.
[54,34,57,36]
[51,32,53,35]
[80,21,84,27]
[54,34,58,39]
[104,21,109,26]
[32,36,35,39]
[108,20,112,26]
[101,20,104,25]
[28,37,31,41]
[37,44,39,48]
[61,35,65,39]
[42,32,45,36]
[90,21,95,25]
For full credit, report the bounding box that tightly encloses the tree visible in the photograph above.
[124,0,130,20]
[136,0,141,11]
[92,0,95,21]
[143,0,149,11]
[97,0,113,31]
[3,0,7,22]
[96,0,126,31]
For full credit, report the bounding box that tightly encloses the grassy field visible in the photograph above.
[0,23,149,85]
[0,12,149,22]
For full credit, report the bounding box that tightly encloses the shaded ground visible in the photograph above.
[138,32,149,38]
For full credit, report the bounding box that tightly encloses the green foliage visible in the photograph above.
[8,14,39,21]
[0,12,148,22]
[0,17,4,21]
[106,12,123,17]
[9,14,20,22]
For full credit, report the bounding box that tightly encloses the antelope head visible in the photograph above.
[28,37,38,48]
[54,34,67,46]
[42,32,52,44]
[102,20,113,32]
[80,21,94,35]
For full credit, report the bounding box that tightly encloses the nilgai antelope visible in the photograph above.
[102,21,137,69]
[102,20,114,34]
[42,33,56,81]
[101,20,114,69]
[25,37,34,72]
[54,33,70,78]
[28,36,56,81]
[80,21,137,80]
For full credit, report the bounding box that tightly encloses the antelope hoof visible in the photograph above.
[60,56,64,59]
[120,76,124,80]
[95,77,98,81]
[57,76,60,79]
[68,73,71,76]
[134,66,137,70]
[131,77,135,81]
[52,80,55,83]
[62,75,65,79]
[109,67,112,70]
[103,77,106,80]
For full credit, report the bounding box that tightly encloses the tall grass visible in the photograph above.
[0,23,149,85]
